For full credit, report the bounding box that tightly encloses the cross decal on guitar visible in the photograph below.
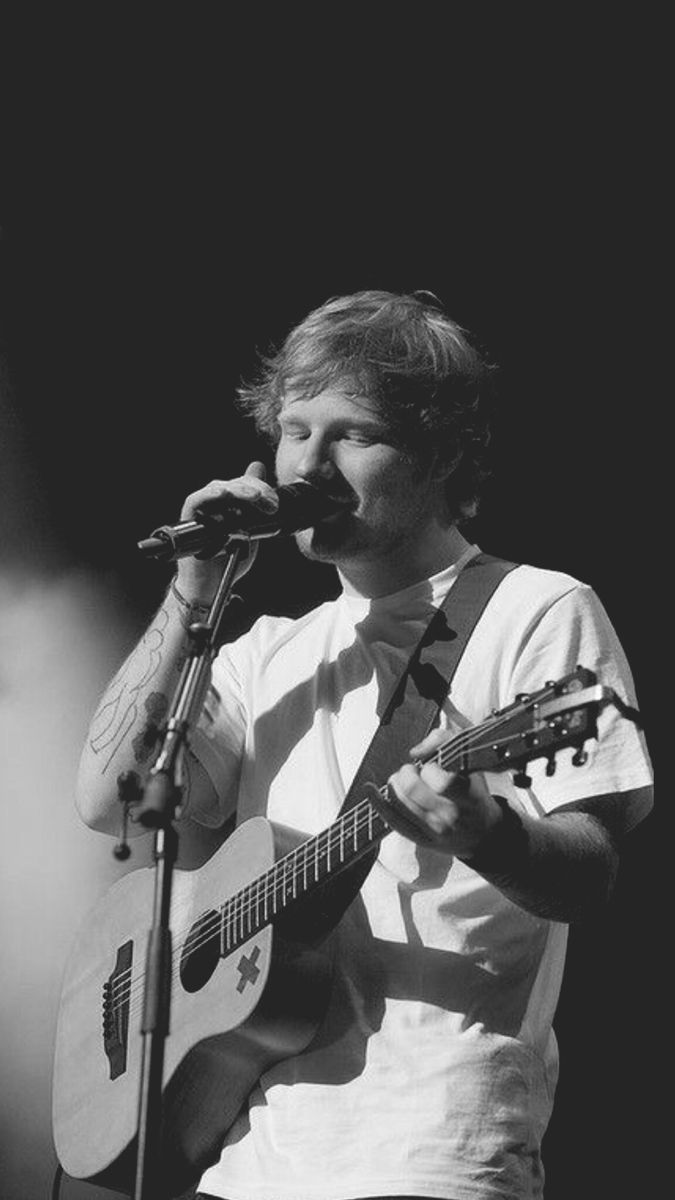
[236,944,261,992]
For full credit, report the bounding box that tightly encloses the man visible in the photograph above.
[76,290,653,1199]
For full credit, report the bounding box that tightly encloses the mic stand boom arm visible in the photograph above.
[131,539,247,1200]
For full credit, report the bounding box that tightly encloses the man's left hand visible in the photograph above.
[379,728,505,858]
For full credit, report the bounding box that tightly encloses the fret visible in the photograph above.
[244,885,252,937]
[230,888,239,940]
[239,889,246,941]
[254,876,262,929]
[222,898,232,954]
[283,856,293,904]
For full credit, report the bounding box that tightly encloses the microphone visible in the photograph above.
[137,481,352,562]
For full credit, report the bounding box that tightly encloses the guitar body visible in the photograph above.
[52,817,334,1194]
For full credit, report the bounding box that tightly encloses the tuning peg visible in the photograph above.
[545,755,557,777]
[512,769,532,788]
[572,745,588,767]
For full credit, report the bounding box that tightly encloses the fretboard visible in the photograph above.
[217,720,489,957]
[219,791,393,956]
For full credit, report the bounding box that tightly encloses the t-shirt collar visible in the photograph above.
[339,543,482,622]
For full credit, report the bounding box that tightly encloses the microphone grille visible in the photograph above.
[276,482,351,532]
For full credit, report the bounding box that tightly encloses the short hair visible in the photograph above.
[236,289,496,521]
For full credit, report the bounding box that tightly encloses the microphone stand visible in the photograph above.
[130,539,247,1200]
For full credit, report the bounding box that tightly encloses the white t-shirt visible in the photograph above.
[191,547,652,1200]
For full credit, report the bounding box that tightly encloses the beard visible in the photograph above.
[293,506,418,568]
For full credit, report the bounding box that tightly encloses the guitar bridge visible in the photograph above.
[102,939,133,1080]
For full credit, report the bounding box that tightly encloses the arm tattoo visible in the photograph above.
[131,692,169,764]
[90,606,173,773]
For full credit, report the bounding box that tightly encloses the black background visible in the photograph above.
[0,8,663,1198]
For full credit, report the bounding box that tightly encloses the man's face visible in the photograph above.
[274,386,444,571]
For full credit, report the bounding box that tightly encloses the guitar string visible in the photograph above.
[103,708,519,1012]
[104,790,390,1013]
[105,704,576,1017]
[105,719,516,1016]
[106,712,567,1021]
[105,705,568,1017]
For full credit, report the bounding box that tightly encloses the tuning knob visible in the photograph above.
[572,745,588,767]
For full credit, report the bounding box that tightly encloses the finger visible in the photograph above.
[389,762,427,802]
[407,727,450,759]
[363,782,437,845]
[388,765,449,829]
[418,760,458,796]
[221,471,277,510]
[390,762,455,809]
[245,460,267,480]
[184,476,277,522]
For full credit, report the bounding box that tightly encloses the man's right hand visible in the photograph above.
[174,461,278,602]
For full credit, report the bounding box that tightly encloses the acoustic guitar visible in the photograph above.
[52,666,628,1194]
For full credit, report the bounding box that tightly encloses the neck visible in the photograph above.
[339,524,472,599]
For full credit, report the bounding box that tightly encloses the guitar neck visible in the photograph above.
[218,666,616,956]
[220,793,392,955]
[219,725,485,956]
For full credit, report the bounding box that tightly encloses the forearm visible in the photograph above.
[75,582,209,835]
[461,798,620,923]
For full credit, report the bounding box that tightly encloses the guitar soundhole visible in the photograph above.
[179,910,220,993]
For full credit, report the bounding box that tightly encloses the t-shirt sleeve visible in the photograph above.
[503,583,653,832]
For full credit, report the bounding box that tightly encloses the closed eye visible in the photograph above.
[278,422,310,441]
[278,422,386,446]
[341,430,381,445]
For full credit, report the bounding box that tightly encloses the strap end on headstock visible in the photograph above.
[606,689,643,729]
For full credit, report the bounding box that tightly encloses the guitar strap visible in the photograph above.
[339,550,519,817]
[292,551,519,938]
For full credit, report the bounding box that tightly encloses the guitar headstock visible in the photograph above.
[453,666,636,787]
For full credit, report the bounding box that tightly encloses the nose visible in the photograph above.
[294,434,336,483]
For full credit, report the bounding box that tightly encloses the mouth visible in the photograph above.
[305,485,358,523]
[316,495,358,526]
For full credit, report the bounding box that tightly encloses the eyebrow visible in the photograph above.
[278,407,388,429]
[277,412,390,436]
